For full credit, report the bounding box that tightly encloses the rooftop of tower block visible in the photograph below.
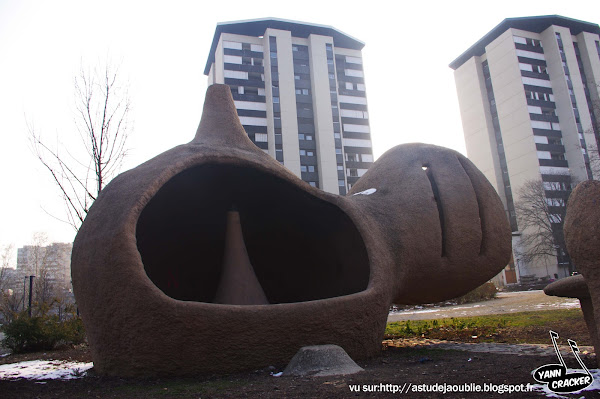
[449,15,600,70]
[204,18,364,75]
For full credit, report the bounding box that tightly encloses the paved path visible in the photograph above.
[388,290,580,323]
[383,337,595,357]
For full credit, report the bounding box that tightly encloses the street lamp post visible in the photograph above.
[27,275,34,317]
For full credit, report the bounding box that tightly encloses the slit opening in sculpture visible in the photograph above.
[456,156,485,255]
[135,163,370,304]
[423,165,446,257]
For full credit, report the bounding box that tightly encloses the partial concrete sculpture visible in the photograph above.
[544,275,598,362]
[71,84,511,376]
[557,180,600,365]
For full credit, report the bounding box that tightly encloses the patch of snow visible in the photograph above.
[271,371,283,377]
[529,368,600,398]
[0,360,93,380]
[391,308,442,315]
[534,302,579,309]
[352,188,376,196]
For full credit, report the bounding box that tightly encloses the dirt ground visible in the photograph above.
[0,343,596,398]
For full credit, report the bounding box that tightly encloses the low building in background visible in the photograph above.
[0,242,74,312]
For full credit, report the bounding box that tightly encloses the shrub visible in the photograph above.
[1,312,85,353]
[453,282,498,305]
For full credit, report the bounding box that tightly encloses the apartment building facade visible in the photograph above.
[450,15,600,284]
[16,242,73,291]
[204,18,374,195]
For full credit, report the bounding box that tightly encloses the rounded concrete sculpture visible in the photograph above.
[544,275,598,362]
[71,84,511,376]
[563,180,600,364]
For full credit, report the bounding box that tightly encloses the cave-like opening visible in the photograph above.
[136,164,369,304]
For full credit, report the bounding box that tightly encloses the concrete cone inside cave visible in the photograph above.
[213,210,269,305]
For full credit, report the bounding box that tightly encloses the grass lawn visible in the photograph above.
[385,308,591,345]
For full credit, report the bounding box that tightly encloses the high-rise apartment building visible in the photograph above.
[451,15,600,283]
[204,18,374,195]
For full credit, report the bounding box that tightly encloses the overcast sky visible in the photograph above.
[0,0,598,259]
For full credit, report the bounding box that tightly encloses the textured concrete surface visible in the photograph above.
[545,275,598,358]
[71,84,511,376]
[282,345,363,377]
[564,180,600,366]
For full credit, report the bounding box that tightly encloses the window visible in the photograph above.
[309,182,316,187]
[307,151,314,156]
[308,165,315,173]
[335,149,342,154]
[273,97,279,103]
[223,41,242,50]
[337,165,343,170]
[338,180,345,187]
[551,153,565,160]
[361,154,374,162]
[299,149,306,156]
[345,56,362,64]
[346,153,357,162]
[224,70,248,80]
[306,135,313,141]
[292,46,299,52]
[255,133,268,142]
[345,69,364,78]
[329,73,335,79]
[548,138,562,146]
[270,52,277,58]
[295,75,300,80]
[334,133,341,138]
[298,134,305,140]
[345,82,353,90]
[301,165,308,172]
[302,89,309,95]
[349,169,358,177]
[526,38,542,47]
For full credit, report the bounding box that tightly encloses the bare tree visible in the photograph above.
[584,82,600,178]
[514,179,573,274]
[0,244,14,294]
[29,61,132,230]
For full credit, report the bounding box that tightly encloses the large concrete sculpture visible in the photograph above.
[545,180,600,365]
[71,84,511,376]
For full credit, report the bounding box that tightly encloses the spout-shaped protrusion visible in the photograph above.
[192,84,256,148]
[213,210,269,305]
